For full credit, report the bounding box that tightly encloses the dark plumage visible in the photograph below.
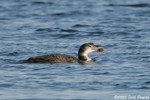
[27,54,78,63]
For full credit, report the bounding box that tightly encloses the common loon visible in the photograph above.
[27,43,104,63]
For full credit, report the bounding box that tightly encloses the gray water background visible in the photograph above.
[0,0,150,100]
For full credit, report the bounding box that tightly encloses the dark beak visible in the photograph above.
[95,45,104,52]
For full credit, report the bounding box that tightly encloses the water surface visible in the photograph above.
[0,0,150,100]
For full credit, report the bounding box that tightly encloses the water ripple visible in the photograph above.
[107,3,150,8]
[60,29,79,33]
[31,1,54,5]
[72,24,90,28]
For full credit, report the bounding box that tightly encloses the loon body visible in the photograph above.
[27,43,104,63]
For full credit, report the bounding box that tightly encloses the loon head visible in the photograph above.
[78,42,104,61]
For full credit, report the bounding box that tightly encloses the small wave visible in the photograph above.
[0,18,10,20]
[36,28,79,33]
[60,29,79,33]
[31,1,54,5]
[88,31,104,35]
[137,86,150,89]
[51,10,90,17]
[51,12,66,16]
[0,51,20,56]
[0,58,21,64]
[143,81,150,85]
[72,24,90,28]
[107,3,150,8]
[0,84,13,88]
[92,72,110,75]
[114,83,129,89]
[36,28,54,32]
[57,34,76,39]
[7,52,20,56]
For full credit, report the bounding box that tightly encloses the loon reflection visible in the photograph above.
[27,43,104,63]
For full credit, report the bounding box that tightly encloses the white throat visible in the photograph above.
[82,53,92,61]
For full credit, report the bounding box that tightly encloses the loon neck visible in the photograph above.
[78,53,91,61]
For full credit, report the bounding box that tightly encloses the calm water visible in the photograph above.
[0,0,150,100]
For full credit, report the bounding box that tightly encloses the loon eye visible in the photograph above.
[89,45,92,48]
